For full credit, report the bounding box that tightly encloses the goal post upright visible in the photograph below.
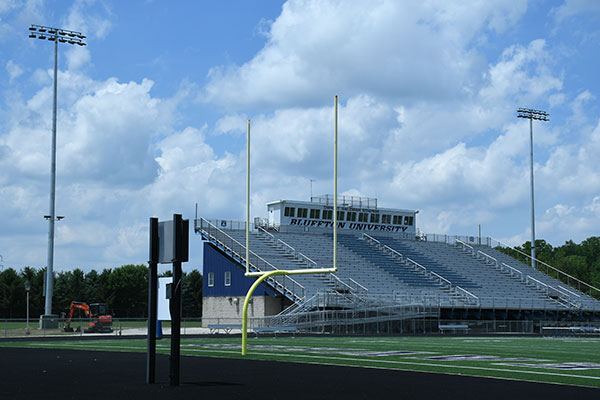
[241,96,339,355]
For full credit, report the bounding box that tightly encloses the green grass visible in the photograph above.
[2,336,600,388]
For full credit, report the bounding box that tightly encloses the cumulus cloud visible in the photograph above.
[551,0,600,22]
[5,59,23,82]
[201,0,528,110]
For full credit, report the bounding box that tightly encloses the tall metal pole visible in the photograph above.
[26,289,30,335]
[333,95,338,272]
[517,108,549,270]
[44,38,58,316]
[246,120,250,274]
[528,117,536,269]
[28,25,86,316]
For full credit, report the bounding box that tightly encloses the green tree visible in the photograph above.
[182,270,203,317]
[107,264,148,317]
[20,267,45,317]
[0,268,25,318]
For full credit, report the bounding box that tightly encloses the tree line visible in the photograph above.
[0,265,202,319]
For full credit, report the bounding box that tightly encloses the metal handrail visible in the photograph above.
[489,236,600,297]
[477,250,497,265]
[277,239,296,254]
[455,285,479,303]
[526,275,548,291]
[348,277,369,292]
[257,226,274,241]
[298,253,317,267]
[456,239,474,249]
[362,233,381,246]
[382,245,404,261]
[554,286,580,307]
[430,271,451,287]
[329,274,355,292]
[501,262,523,280]
[456,239,476,257]
[557,285,580,298]
[405,257,427,274]
[198,218,306,301]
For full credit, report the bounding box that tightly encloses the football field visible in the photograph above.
[2,335,600,388]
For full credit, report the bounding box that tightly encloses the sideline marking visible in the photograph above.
[24,342,600,382]
[178,347,600,382]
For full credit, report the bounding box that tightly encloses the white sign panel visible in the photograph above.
[157,277,172,321]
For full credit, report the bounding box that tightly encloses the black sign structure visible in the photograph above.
[147,214,189,386]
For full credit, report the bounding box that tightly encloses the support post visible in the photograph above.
[169,260,182,386]
[242,270,288,355]
[169,214,186,387]
[146,217,159,384]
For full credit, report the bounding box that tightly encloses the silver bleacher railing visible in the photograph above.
[455,286,479,306]
[501,262,524,281]
[526,275,580,309]
[195,218,305,304]
[364,233,478,306]
[488,236,600,302]
[456,237,579,309]
[425,234,492,246]
[455,239,476,256]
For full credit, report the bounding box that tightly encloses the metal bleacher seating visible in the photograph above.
[214,227,598,313]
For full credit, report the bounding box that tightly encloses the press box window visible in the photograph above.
[297,208,308,218]
[310,209,320,219]
[381,214,391,224]
[208,272,215,287]
[370,213,380,223]
[393,215,403,225]
[346,212,357,221]
[284,207,295,217]
[337,211,345,221]
[322,210,333,220]
[224,271,231,287]
[404,216,414,226]
[358,213,368,222]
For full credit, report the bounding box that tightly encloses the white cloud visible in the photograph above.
[551,0,600,22]
[479,39,563,105]
[201,0,528,110]
[5,59,23,82]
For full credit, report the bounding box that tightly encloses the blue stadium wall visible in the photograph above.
[202,242,288,322]
[202,242,277,297]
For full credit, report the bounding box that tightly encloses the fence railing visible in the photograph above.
[425,234,492,246]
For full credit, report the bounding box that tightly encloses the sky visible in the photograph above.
[1,0,600,273]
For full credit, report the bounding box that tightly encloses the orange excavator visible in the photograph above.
[62,301,113,333]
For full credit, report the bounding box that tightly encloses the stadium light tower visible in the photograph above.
[517,108,549,270]
[28,24,86,318]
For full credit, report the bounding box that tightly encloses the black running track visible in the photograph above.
[0,347,597,400]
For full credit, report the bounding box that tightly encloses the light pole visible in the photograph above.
[517,108,549,269]
[28,24,86,319]
[24,281,31,335]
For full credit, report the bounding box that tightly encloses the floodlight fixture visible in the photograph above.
[516,107,549,270]
[517,108,549,122]
[28,23,86,317]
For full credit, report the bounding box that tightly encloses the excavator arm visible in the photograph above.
[64,301,91,330]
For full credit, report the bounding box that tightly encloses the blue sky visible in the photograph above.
[1,0,600,273]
